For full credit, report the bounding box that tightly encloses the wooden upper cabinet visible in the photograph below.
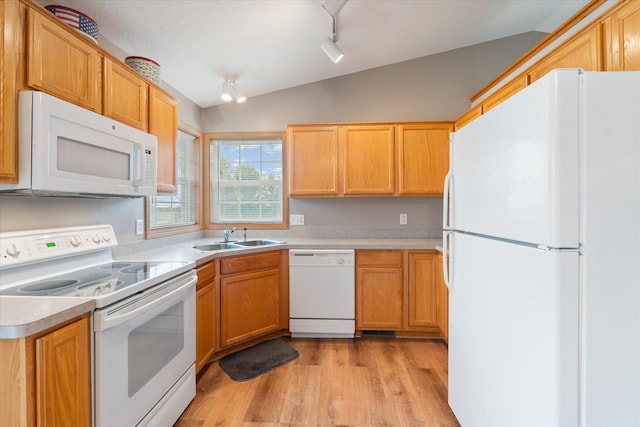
[149,86,178,193]
[397,123,452,195]
[287,125,340,196]
[103,58,148,131]
[529,25,603,82]
[481,74,529,115]
[341,124,395,195]
[603,0,640,71]
[455,104,482,131]
[0,0,25,184]
[27,7,100,112]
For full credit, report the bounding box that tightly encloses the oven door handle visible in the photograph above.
[95,274,196,331]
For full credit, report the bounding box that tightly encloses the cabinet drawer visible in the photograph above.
[220,251,280,275]
[196,262,216,288]
[356,251,403,267]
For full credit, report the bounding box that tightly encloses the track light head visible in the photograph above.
[221,79,247,103]
[321,37,344,64]
[221,80,233,102]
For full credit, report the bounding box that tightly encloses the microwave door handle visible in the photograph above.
[132,142,143,187]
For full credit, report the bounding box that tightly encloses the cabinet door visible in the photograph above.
[220,269,280,347]
[434,254,448,342]
[529,25,603,82]
[27,7,99,111]
[603,0,640,71]
[149,86,178,193]
[341,125,395,195]
[356,267,403,329]
[356,251,403,330]
[0,0,24,184]
[287,125,340,196]
[195,261,216,374]
[397,123,452,195]
[196,282,215,373]
[35,317,91,427]
[407,252,437,329]
[103,58,148,130]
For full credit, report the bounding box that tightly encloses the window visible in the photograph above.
[147,125,201,236]
[208,133,284,227]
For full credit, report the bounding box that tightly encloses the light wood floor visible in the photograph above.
[175,337,460,426]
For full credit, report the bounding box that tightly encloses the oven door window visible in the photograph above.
[128,302,184,396]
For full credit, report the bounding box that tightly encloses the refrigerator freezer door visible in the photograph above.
[448,232,579,427]
[450,69,580,248]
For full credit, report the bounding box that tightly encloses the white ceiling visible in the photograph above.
[45,0,589,108]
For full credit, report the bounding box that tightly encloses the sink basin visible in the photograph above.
[192,243,237,251]
[231,239,280,247]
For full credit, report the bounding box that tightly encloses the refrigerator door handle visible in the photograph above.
[443,171,453,230]
[443,231,452,290]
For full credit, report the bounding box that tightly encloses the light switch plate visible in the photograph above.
[135,219,144,235]
[400,213,408,225]
[290,214,305,225]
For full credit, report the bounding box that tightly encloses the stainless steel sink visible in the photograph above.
[231,239,280,247]
[192,239,281,251]
[192,243,237,251]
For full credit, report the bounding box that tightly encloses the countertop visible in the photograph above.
[0,237,441,339]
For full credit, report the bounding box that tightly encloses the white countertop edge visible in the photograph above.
[0,297,95,339]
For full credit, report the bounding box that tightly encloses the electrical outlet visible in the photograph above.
[400,213,408,225]
[135,219,144,235]
[290,214,305,225]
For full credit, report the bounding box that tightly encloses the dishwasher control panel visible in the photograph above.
[289,249,354,266]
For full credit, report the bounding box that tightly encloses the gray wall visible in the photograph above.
[202,32,545,131]
[0,32,544,243]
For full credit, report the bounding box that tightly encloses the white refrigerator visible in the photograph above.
[443,69,640,427]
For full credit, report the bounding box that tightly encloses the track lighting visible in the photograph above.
[321,37,344,64]
[221,79,247,103]
[321,0,347,64]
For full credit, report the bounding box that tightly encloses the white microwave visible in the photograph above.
[0,91,157,198]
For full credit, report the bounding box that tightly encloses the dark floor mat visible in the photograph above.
[219,339,299,381]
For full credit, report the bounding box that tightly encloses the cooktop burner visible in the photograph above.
[0,261,190,298]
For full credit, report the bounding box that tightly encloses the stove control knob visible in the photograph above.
[102,233,112,243]
[5,243,21,258]
[92,234,103,244]
[69,236,82,247]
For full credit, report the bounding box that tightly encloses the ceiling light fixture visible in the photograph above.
[221,79,247,103]
[321,0,347,64]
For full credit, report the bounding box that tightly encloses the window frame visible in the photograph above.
[204,131,288,231]
[146,122,203,238]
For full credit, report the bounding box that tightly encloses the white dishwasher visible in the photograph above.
[289,249,355,338]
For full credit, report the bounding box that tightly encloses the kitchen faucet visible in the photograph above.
[223,227,237,242]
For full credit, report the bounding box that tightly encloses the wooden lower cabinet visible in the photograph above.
[407,252,437,329]
[356,250,446,338]
[434,253,448,342]
[356,251,404,329]
[219,251,282,348]
[195,262,216,374]
[0,315,91,427]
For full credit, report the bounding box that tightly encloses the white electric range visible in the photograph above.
[0,224,197,427]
